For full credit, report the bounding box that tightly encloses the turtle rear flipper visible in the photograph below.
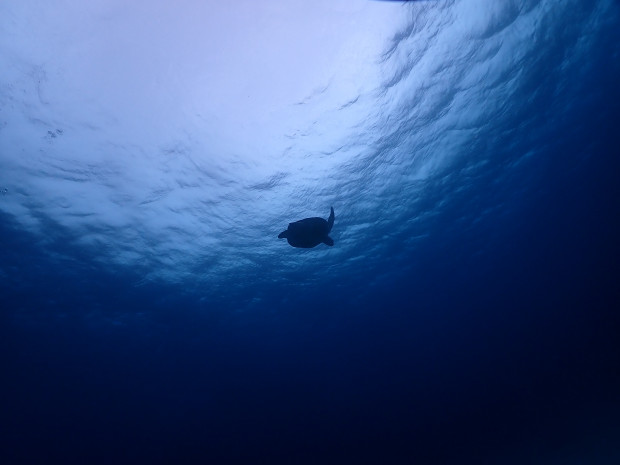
[278,230,288,239]
[327,207,335,233]
[323,236,334,246]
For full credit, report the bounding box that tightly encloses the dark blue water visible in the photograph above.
[2,1,620,464]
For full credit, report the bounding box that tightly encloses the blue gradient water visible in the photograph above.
[1,1,619,464]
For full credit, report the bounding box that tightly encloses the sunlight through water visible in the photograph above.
[0,0,617,303]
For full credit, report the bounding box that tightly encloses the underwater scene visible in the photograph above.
[1,1,619,463]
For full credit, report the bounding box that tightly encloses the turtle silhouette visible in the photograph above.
[278,207,335,248]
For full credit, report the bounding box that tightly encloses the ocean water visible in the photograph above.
[1,1,619,464]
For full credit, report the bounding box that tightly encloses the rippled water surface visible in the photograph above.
[1,1,619,464]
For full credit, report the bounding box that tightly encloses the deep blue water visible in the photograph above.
[2,1,620,464]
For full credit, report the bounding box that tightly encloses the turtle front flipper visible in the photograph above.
[327,207,335,233]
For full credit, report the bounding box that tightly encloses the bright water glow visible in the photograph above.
[0,0,617,304]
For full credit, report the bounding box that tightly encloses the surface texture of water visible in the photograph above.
[1,1,619,464]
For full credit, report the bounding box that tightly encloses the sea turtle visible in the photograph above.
[278,207,335,248]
